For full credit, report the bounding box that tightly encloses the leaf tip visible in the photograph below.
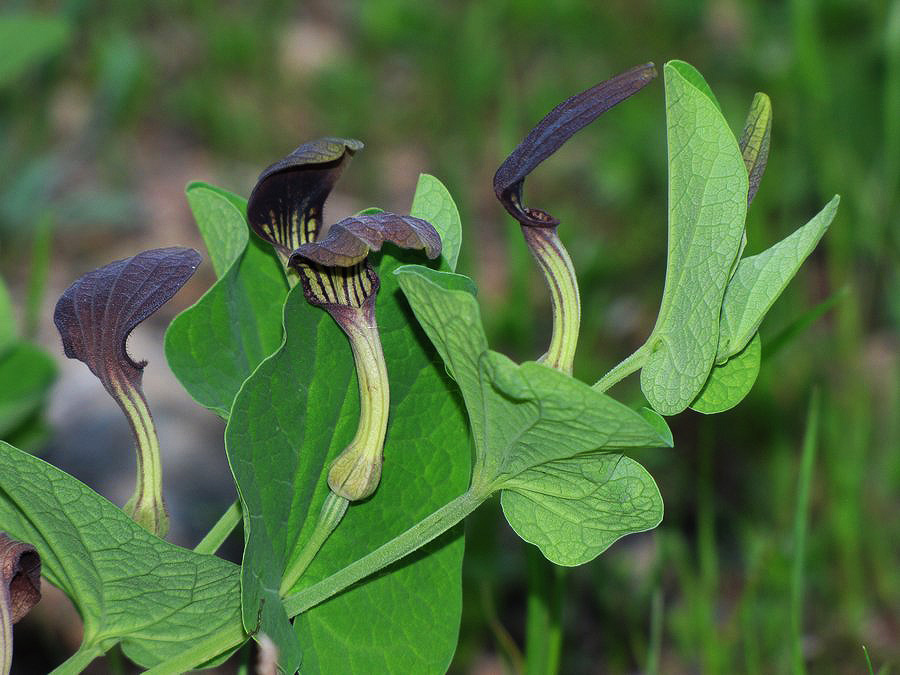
[638,407,674,447]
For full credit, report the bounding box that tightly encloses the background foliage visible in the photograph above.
[0,0,896,672]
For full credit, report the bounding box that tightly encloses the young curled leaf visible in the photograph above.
[247,137,363,257]
[739,92,772,205]
[291,213,442,268]
[1,532,41,674]
[493,63,657,227]
[53,247,202,393]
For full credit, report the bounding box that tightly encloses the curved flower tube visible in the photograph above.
[493,63,657,373]
[247,141,441,591]
[53,247,202,536]
[289,213,441,501]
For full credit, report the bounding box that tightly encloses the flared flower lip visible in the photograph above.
[288,212,442,270]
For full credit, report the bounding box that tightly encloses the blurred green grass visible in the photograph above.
[1,0,897,672]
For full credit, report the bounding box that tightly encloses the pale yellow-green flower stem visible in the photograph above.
[521,225,581,375]
[113,378,169,538]
[279,491,349,596]
[278,301,388,594]
[276,263,391,594]
[327,305,391,501]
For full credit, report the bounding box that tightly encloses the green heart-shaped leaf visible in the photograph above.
[0,441,244,670]
[691,332,762,414]
[636,61,749,415]
[500,452,662,566]
[396,265,670,564]
[165,183,289,419]
[717,196,839,361]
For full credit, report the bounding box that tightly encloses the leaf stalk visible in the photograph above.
[48,645,103,675]
[593,343,650,392]
[142,621,247,675]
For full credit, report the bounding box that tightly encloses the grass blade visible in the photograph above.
[645,585,664,675]
[764,286,849,359]
[24,212,52,340]
[524,549,564,675]
[790,389,820,674]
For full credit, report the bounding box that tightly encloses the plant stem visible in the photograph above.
[194,500,242,554]
[593,342,650,392]
[49,645,104,675]
[791,390,820,675]
[280,492,348,596]
[524,548,564,675]
[521,225,580,375]
[150,489,484,673]
[283,489,484,617]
